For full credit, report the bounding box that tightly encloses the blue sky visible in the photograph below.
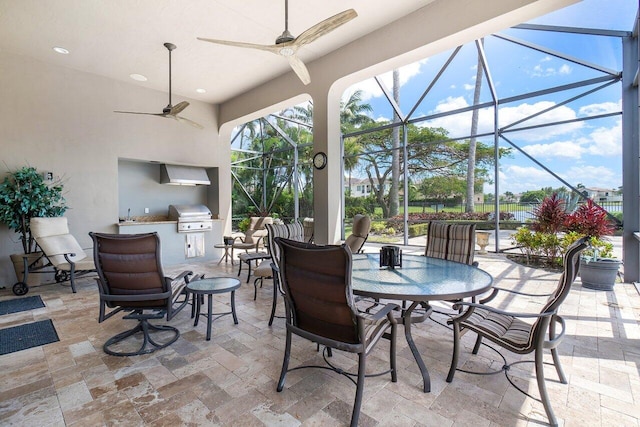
[343,0,636,195]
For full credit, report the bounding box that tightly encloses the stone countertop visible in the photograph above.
[117,215,222,226]
[118,215,175,226]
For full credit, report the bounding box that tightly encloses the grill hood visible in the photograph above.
[160,164,210,186]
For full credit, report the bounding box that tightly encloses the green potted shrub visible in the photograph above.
[564,199,620,291]
[0,166,67,283]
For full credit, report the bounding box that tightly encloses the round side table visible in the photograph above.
[187,277,240,340]
[214,243,234,264]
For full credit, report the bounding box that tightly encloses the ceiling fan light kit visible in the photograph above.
[198,0,357,85]
[114,42,203,129]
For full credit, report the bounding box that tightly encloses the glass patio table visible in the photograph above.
[351,253,493,393]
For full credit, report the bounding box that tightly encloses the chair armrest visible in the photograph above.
[171,270,194,283]
[478,286,553,305]
[492,286,554,298]
[358,302,399,323]
[451,301,556,320]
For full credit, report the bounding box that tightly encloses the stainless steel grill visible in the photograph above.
[168,204,213,233]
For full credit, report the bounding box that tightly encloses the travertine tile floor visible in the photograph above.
[1,248,639,426]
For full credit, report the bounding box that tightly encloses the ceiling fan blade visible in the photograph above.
[288,55,310,85]
[176,116,205,130]
[114,110,166,116]
[197,37,279,54]
[170,101,190,115]
[294,9,357,47]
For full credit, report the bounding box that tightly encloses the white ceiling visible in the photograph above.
[0,0,433,104]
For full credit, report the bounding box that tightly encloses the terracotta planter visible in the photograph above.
[579,258,621,291]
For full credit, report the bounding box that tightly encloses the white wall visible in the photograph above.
[0,52,230,285]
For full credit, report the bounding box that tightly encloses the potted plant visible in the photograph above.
[0,166,67,284]
[564,199,620,291]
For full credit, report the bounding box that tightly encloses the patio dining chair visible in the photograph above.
[425,221,477,266]
[344,214,371,254]
[446,236,589,427]
[274,237,398,427]
[252,221,304,325]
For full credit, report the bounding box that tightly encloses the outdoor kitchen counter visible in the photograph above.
[117,219,223,265]
[117,215,176,225]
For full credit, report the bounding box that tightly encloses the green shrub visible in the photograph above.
[237,217,250,233]
[408,223,429,237]
[370,222,386,233]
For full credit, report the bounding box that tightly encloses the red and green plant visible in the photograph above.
[512,194,616,266]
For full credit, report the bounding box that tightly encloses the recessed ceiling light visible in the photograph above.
[196,88,207,94]
[129,73,148,82]
[53,46,69,55]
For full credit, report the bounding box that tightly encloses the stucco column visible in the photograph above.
[310,87,343,245]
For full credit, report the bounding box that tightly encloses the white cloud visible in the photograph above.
[490,164,620,194]
[343,59,428,102]
[420,99,582,142]
[529,56,572,77]
[579,100,621,116]
[585,119,622,156]
[499,101,582,141]
[559,64,572,74]
[561,165,618,187]
[523,141,585,159]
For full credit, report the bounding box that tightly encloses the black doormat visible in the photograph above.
[0,319,59,355]
[0,295,45,316]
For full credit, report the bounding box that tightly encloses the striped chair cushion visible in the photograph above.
[447,223,476,265]
[425,222,449,259]
[462,308,534,353]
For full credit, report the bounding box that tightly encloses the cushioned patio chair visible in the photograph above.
[344,214,371,254]
[90,232,193,356]
[446,236,589,427]
[30,217,97,293]
[274,237,398,427]
[425,221,477,266]
[233,216,273,252]
[252,221,304,325]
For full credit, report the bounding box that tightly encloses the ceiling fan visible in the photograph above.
[198,1,357,85]
[114,42,203,129]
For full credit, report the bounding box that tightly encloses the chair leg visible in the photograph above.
[535,345,558,427]
[103,314,179,357]
[253,277,261,300]
[446,322,461,382]
[277,328,292,392]
[70,265,77,293]
[472,335,483,354]
[268,277,277,326]
[351,352,366,427]
[549,317,567,384]
[390,321,397,382]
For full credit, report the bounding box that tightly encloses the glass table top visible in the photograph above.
[351,253,493,301]
[187,277,241,293]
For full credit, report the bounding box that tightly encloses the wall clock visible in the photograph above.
[313,152,327,170]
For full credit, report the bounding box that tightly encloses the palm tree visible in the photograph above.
[340,90,373,132]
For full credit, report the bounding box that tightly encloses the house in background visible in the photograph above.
[584,187,623,203]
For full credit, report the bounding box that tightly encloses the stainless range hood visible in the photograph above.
[160,164,211,186]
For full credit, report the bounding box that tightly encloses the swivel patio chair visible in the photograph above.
[274,237,398,427]
[446,236,589,427]
[344,214,371,254]
[30,217,97,293]
[90,232,193,356]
